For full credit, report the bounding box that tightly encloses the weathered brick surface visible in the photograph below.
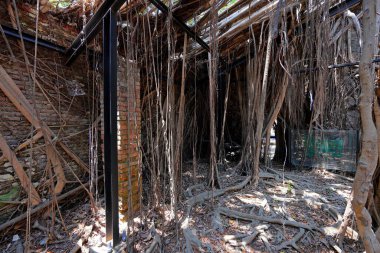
[0,2,78,48]
[100,57,141,218]
[0,37,91,222]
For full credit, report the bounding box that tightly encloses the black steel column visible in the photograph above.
[103,10,119,246]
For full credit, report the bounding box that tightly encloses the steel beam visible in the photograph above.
[328,58,380,69]
[329,0,361,17]
[66,0,126,65]
[148,0,210,52]
[1,25,65,53]
[103,10,120,246]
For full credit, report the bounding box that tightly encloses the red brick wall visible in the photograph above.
[0,2,78,48]
[100,57,141,218]
[117,57,141,217]
[0,37,92,222]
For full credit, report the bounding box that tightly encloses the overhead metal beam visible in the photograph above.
[1,25,66,53]
[65,0,126,65]
[295,57,380,74]
[329,0,361,17]
[103,10,120,247]
[148,0,210,52]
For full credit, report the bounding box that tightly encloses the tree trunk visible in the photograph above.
[252,21,273,185]
[174,34,188,201]
[351,1,380,252]
[264,76,289,164]
[373,97,380,228]
[208,1,220,189]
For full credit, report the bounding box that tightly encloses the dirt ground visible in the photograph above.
[0,162,361,253]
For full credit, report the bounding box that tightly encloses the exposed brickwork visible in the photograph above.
[100,57,141,218]
[117,57,141,216]
[0,37,91,222]
[0,2,78,48]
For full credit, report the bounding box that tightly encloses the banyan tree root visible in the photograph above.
[242,225,270,246]
[301,191,359,251]
[186,176,251,213]
[223,225,270,247]
[274,228,305,251]
[212,208,224,232]
[183,228,202,253]
[274,206,306,252]
[328,237,343,253]
[218,207,319,231]
[145,234,161,253]
[32,220,49,233]
[337,194,354,245]
[295,184,359,242]
[182,176,252,252]
[316,201,357,239]
[259,172,280,181]
[260,233,273,253]
[223,234,247,245]
[184,183,205,198]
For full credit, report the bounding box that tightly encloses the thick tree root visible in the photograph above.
[274,228,305,251]
[218,207,319,231]
[260,233,273,253]
[184,183,205,198]
[259,172,280,181]
[186,176,251,213]
[183,228,202,253]
[145,234,161,253]
[182,176,252,252]
[212,208,224,232]
[328,237,343,253]
[222,225,270,247]
[242,225,270,246]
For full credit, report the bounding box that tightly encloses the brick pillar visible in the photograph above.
[117,57,141,217]
[100,56,141,219]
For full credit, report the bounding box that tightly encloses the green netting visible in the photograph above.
[290,129,358,172]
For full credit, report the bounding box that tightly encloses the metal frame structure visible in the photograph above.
[0,0,364,250]
[148,0,210,52]
[329,0,361,17]
[1,25,65,53]
[0,0,359,248]
[65,0,126,65]
[63,0,211,248]
[103,9,120,246]
[65,0,210,65]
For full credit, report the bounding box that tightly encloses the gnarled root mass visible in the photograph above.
[182,176,252,252]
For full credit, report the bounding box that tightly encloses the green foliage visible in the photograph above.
[0,186,19,206]
[218,0,239,15]
[286,181,294,194]
[48,0,71,9]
